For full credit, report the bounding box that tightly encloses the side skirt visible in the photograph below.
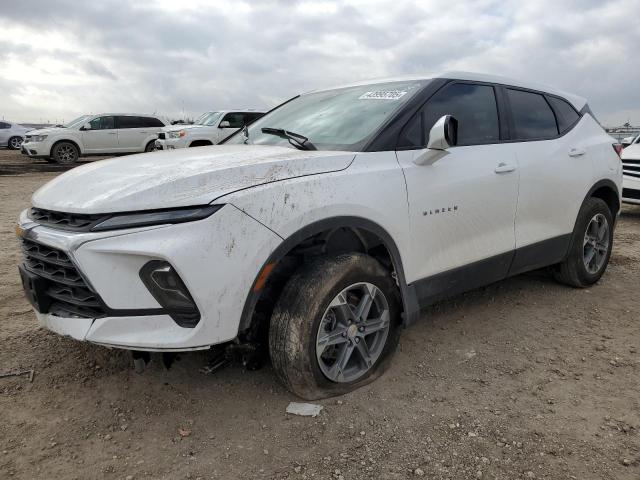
[408,234,572,314]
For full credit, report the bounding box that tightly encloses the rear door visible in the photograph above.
[115,116,145,151]
[395,82,519,294]
[505,88,595,272]
[81,116,118,152]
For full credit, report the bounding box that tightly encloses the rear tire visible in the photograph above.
[8,136,23,150]
[51,141,79,164]
[554,197,613,287]
[269,253,401,400]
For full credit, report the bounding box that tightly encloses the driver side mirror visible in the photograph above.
[218,121,231,128]
[413,115,458,166]
[80,123,92,131]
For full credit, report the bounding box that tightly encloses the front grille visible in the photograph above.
[158,132,166,140]
[623,158,640,179]
[21,238,106,318]
[623,188,640,200]
[29,207,108,232]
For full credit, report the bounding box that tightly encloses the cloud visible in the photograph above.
[0,0,638,126]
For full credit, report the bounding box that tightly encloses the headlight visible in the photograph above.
[31,135,48,142]
[91,205,223,231]
[167,130,186,139]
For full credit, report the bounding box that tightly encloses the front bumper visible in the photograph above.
[155,137,188,150]
[622,174,640,205]
[21,141,49,158]
[17,205,281,351]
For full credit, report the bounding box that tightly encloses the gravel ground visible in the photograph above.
[0,148,639,479]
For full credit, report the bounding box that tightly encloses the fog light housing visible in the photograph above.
[139,260,200,328]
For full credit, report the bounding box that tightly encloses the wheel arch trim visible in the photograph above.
[238,216,420,333]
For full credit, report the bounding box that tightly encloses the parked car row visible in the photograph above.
[12,109,265,164]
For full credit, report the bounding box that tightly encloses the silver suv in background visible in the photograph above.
[0,121,30,149]
[155,110,264,150]
[21,114,169,164]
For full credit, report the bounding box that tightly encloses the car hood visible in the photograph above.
[32,145,355,214]
[26,127,68,135]
[161,124,208,133]
[622,143,640,160]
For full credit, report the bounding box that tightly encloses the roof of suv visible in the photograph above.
[315,71,587,111]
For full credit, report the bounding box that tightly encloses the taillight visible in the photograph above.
[613,143,623,158]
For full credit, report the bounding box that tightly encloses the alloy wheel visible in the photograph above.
[583,213,609,274]
[9,137,22,149]
[315,282,390,383]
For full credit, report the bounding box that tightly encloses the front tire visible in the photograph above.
[554,197,614,287]
[145,140,156,152]
[51,141,79,164]
[8,136,23,150]
[269,253,401,399]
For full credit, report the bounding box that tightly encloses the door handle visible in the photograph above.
[107,132,117,135]
[494,162,516,174]
[568,147,586,157]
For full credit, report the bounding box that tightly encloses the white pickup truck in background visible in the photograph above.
[155,110,264,150]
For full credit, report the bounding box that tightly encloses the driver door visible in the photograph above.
[395,82,519,300]
[82,116,118,152]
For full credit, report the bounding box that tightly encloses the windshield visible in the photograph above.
[196,111,223,126]
[225,80,428,151]
[64,115,91,129]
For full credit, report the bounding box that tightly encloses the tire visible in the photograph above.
[554,197,614,287]
[269,253,402,400]
[8,136,23,150]
[145,140,156,152]
[51,141,79,164]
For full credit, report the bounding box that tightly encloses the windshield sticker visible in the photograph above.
[359,90,408,100]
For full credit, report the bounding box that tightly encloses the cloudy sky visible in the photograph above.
[0,0,638,126]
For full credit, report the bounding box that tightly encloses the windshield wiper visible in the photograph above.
[261,127,317,151]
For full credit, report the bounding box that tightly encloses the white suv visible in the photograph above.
[621,134,640,204]
[0,120,30,149]
[155,110,264,150]
[21,114,168,164]
[17,72,622,399]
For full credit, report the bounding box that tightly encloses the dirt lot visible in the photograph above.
[0,148,639,480]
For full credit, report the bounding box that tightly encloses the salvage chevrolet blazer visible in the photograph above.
[17,72,623,399]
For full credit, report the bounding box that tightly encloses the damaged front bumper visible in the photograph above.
[16,204,281,351]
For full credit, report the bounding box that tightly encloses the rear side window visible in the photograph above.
[139,117,165,128]
[507,89,558,140]
[116,116,141,129]
[89,116,115,130]
[547,96,580,133]
[398,83,500,148]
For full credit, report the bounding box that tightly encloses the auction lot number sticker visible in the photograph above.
[359,90,408,100]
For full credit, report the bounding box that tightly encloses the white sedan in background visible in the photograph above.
[22,114,169,164]
[0,120,30,149]
[155,110,264,150]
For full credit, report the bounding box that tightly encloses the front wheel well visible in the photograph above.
[189,140,213,147]
[239,222,410,347]
[50,139,81,156]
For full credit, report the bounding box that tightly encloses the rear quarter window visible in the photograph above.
[547,96,580,133]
